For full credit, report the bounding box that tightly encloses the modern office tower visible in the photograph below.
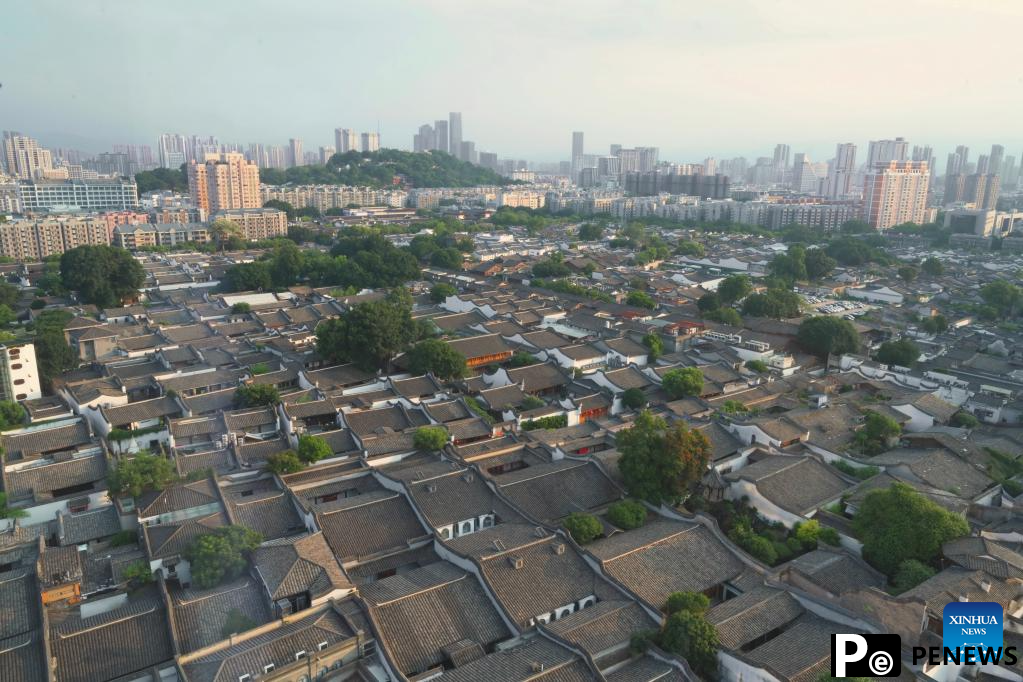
[434,120,448,154]
[824,143,857,198]
[187,152,260,213]
[773,144,791,169]
[459,141,477,164]
[334,128,358,153]
[158,133,187,168]
[0,343,41,401]
[361,132,380,152]
[17,179,138,212]
[572,131,585,178]
[866,137,909,169]
[448,112,463,158]
[3,132,54,179]
[990,145,1006,176]
[863,160,929,229]
[478,151,498,171]
[414,124,435,152]
[318,146,335,165]
[791,153,820,194]
[288,138,303,168]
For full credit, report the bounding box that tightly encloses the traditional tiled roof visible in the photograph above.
[362,561,511,676]
[446,334,514,360]
[0,570,39,639]
[57,505,121,546]
[0,631,46,682]
[783,549,885,595]
[252,532,350,601]
[144,511,227,560]
[740,613,844,682]
[102,394,182,427]
[493,459,621,523]
[870,447,995,499]
[236,436,290,466]
[317,490,428,563]
[226,488,304,541]
[304,364,374,390]
[398,464,524,529]
[603,336,648,357]
[50,590,174,682]
[424,399,473,423]
[507,363,570,393]
[542,599,656,659]
[605,654,687,682]
[3,451,105,501]
[587,519,746,610]
[137,477,219,518]
[170,578,273,654]
[344,404,422,437]
[1,420,93,460]
[478,384,528,410]
[602,366,653,390]
[943,537,1023,579]
[726,455,851,516]
[184,388,237,415]
[706,584,805,650]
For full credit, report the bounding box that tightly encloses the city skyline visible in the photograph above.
[3,0,1022,162]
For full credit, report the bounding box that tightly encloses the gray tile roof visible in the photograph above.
[252,532,350,601]
[741,613,844,682]
[144,511,227,560]
[726,455,851,516]
[0,570,39,639]
[493,459,621,523]
[57,505,122,546]
[542,599,656,658]
[227,488,304,541]
[706,584,805,650]
[102,395,183,427]
[1,419,93,460]
[170,578,273,654]
[137,478,219,518]
[362,561,512,676]
[317,490,428,564]
[784,549,885,595]
[0,631,46,682]
[3,451,106,501]
[433,633,596,682]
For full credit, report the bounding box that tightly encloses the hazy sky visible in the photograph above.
[3,0,1022,164]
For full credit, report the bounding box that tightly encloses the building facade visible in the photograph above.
[187,153,261,212]
[17,179,139,212]
[0,343,42,401]
[213,207,288,240]
[3,132,54,179]
[863,161,929,229]
[0,217,112,259]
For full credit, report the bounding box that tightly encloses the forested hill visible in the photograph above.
[259,149,514,188]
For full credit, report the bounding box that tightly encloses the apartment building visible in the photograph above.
[187,152,260,212]
[17,179,139,212]
[0,216,111,260]
[260,185,408,211]
[3,132,53,179]
[114,223,211,249]
[212,207,288,240]
[863,161,930,229]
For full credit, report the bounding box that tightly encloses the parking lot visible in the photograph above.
[801,295,875,320]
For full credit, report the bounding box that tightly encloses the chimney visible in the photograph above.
[553,543,566,555]
[981,580,992,593]
[509,555,524,570]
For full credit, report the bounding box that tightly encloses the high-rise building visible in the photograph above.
[187,153,260,213]
[0,216,112,259]
[434,120,448,155]
[571,131,585,178]
[3,132,54,179]
[158,133,186,169]
[773,144,791,170]
[824,143,857,198]
[911,145,934,175]
[791,153,819,194]
[866,137,909,169]
[459,141,477,164]
[990,145,1006,176]
[319,146,336,165]
[977,154,991,175]
[863,160,929,229]
[964,173,1000,210]
[448,112,463,159]
[334,128,357,153]
[414,124,435,152]
[479,151,498,171]
[361,132,380,152]
[288,138,303,168]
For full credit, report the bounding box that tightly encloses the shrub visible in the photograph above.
[296,434,332,463]
[110,530,138,547]
[414,426,449,451]
[266,451,304,474]
[108,451,177,498]
[230,302,251,314]
[520,414,568,431]
[122,560,153,586]
[563,512,603,544]
[745,359,768,373]
[607,499,647,530]
[660,367,703,399]
[818,527,841,546]
[832,459,880,480]
[234,383,280,407]
[187,526,262,589]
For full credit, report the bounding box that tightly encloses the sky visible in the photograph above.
[3,0,1022,165]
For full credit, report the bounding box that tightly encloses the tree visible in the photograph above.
[617,410,711,504]
[108,451,177,498]
[122,560,154,586]
[704,307,742,326]
[266,451,304,474]
[626,291,656,310]
[508,351,538,367]
[921,257,944,276]
[0,491,28,519]
[641,333,663,361]
[230,302,251,314]
[0,400,26,430]
[430,283,456,303]
[563,512,603,544]
[621,387,647,410]
[664,591,709,616]
[33,309,77,390]
[697,292,721,312]
[897,265,918,283]
[853,482,969,576]
[717,275,752,304]
[745,359,768,373]
[222,261,273,292]
[980,280,1022,318]
[805,248,837,280]
[875,339,920,366]
[661,367,704,399]
[187,526,263,589]
[0,304,15,327]
[840,219,872,234]
[60,245,145,308]
[234,383,280,407]
[430,247,464,270]
[296,434,332,464]
[741,290,801,319]
[950,412,979,429]
[658,609,719,678]
[768,245,808,285]
[675,240,705,257]
[920,314,948,334]
[406,338,468,380]
[209,219,243,251]
[607,499,647,529]
[268,241,304,287]
[891,559,937,594]
[578,223,603,241]
[532,257,571,278]
[414,425,449,451]
[316,289,418,371]
[797,316,860,358]
[855,411,902,455]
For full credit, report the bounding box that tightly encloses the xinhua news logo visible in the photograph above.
[831,602,1019,677]
[831,634,901,677]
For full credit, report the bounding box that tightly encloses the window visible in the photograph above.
[263,664,275,674]
[13,379,24,385]
[295,651,307,661]
[318,641,328,651]
[10,363,21,369]
[238,676,251,682]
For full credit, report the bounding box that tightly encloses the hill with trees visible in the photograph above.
[258,149,513,188]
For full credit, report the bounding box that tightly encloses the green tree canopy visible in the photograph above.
[414,425,449,451]
[641,333,663,361]
[430,283,456,303]
[626,290,656,310]
[406,339,468,380]
[704,307,743,326]
[661,367,704,399]
[607,499,647,529]
[980,280,1022,318]
[316,289,418,371]
[0,491,28,519]
[921,257,944,276]
[578,223,603,241]
[898,265,919,283]
[0,400,26,430]
[658,609,719,678]
[266,451,304,474]
[717,275,752,304]
[697,292,721,312]
[617,410,712,504]
[875,339,920,367]
[855,410,902,455]
[563,512,603,544]
[296,434,332,464]
[741,289,801,319]
[234,383,280,407]
[796,316,860,357]
[60,245,145,308]
[108,451,177,498]
[853,482,969,576]
[187,525,263,589]
[222,261,273,292]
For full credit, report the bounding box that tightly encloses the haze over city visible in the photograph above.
[3,0,1023,161]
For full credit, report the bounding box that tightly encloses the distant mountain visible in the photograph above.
[259,149,513,188]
